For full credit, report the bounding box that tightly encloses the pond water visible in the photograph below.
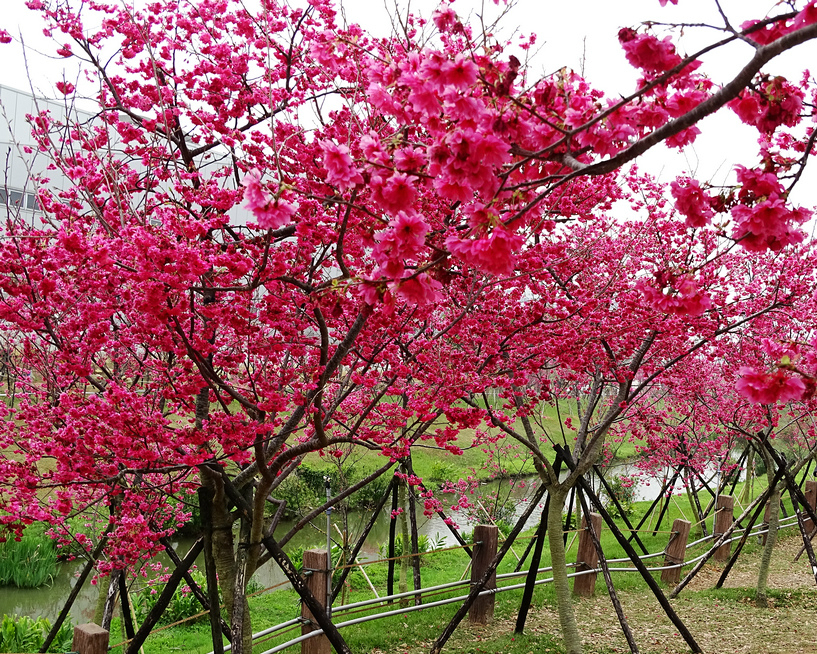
[0,461,727,624]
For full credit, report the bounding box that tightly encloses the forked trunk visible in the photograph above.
[546,488,583,654]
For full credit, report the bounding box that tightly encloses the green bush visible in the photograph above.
[134,571,214,626]
[378,533,444,559]
[133,571,266,626]
[0,524,58,588]
[0,614,72,653]
[271,475,322,519]
[429,460,458,485]
[271,463,392,517]
[604,474,636,519]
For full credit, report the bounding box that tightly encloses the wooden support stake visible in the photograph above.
[717,466,785,590]
[469,525,498,625]
[430,484,546,654]
[332,476,395,602]
[118,572,136,640]
[803,480,817,533]
[628,467,682,543]
[713,495,734,562]
[301,550,331,654]
[651,490,672,537]
[387,475,398,601]
[126,539,204,654]
[661,519,691,585]
[515,495,550,633]
[72,623,109,654]
[573,513,602,597]
[577,492,639,653]
[787,482,817,589]
[40,531,111,653]
[593,463,648,555]
[554,445,702,654]
[670,487,770,599]
[405,457,423,605]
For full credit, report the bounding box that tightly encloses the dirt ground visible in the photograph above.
[506,535,817,653]
[378,532,817,654]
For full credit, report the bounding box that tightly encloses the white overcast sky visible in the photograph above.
[2,0,816,201]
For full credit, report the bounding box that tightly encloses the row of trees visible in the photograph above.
[2,1,817,653]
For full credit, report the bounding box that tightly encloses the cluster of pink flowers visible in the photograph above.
[728,77,804,133]
[320,141,364,192]
[618,28,682,75]
[730,165,810,251]
[242,169,296,229]
[636,272,712,317]
[741,2,817,45]
[736,368,806,404]
[670,178,715,228]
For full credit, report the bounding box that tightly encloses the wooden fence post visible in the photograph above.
[804,480,817,532]
[469,525,498,624]
[573,512,602,597]
[661,519,691,585]
[72,623,108,654]
[301,549,331,654]
[713,495,734,562]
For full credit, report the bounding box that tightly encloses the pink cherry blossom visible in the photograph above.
[736,367,806,404]
[670,178,714,228]
[393,273,442,305]
[636,273,712,316]
[446,225,524,276]
[618,29,682,74]
[433,3,459,32]
[242,168,296,229]
[320,140,363,192]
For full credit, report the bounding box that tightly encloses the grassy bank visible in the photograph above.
[109,472,801,654]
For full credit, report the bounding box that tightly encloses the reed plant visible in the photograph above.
[0,524,58,588]
[0,614,72,653]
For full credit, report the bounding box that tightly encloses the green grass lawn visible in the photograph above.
[301,397,647,487]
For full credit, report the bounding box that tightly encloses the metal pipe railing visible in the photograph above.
[207,507,804,654]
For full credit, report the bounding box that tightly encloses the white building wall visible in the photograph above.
[0,84,94,226]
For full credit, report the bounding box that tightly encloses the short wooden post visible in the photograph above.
[469,524,498,624]
[301,549,331,654]
[803,480,817,532]
[72,623,109,654]
[661,519,691,585]
[573,512,602,597]
[713,495,734,562]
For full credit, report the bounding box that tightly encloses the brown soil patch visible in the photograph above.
[531,534,817,653]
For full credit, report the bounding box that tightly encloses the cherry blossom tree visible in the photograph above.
[2,1,817,653]
[422,182,814,652]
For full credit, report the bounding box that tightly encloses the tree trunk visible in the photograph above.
[546,488,582,654]
[231,485,254,654]
[93,574,112,626]
[756,484,780,607]
[200,468,248,649]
